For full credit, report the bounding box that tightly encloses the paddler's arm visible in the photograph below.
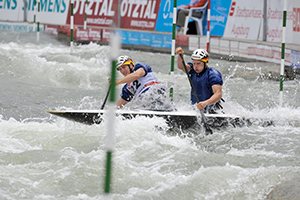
[116,68,146,85]
[196,84,222,110]
[176,47,191,73]
[116,98,128,109]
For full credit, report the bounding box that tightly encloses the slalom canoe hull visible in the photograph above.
[46,109,256,129]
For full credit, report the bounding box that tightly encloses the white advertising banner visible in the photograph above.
[0,0,24,21]
[267,0,300,45]
[223,0,264,40]
[0,0,70,25]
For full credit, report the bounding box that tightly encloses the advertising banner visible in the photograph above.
[0,0,171,32]
[36,0,70,25]
[0,0,23,21]
[68,0,117,27]
[68,0,168,32]
[155,0,173,32]
[267,0,300,45]
[119,0,161,30]
[0,0,70,25]
[209,0,231,37]
[223,0,264,40]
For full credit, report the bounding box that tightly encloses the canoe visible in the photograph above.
[47,109,271,129]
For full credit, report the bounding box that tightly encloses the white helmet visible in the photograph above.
[191,49,209,63]
[116,55,134,70]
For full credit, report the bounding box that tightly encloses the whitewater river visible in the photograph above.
[1,31,300,200]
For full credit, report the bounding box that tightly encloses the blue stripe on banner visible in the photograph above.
[140,32,152,46]
[115,30,172,49]
[151,33,172,48]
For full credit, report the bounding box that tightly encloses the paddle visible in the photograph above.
[101,84,111,110]
[179,54,213,135]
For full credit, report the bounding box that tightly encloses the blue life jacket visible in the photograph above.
[188,62,223,105]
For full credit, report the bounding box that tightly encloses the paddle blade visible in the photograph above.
[204,124,213,135]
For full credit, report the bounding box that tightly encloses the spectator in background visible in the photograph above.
[176,0,208,35]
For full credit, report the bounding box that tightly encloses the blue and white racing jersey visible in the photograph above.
[120,63,159,102]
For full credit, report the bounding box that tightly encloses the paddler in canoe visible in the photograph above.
[114,55,172,111]
[176,47,224,114]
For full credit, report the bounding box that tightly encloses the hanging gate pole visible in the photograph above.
[279,0,287,106]
[170,0,177,101]
[206,0,211,52]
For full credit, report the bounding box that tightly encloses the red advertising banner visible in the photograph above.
[119,0,161,30]
[66,0,160,31]
[66,0,119,27]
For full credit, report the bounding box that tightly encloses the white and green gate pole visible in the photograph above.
[84,0,88,29]
[279,0,287,107]
[36,0,40,41]
[104,34,120,195]
[170,0,177,101]
[70,0,74,53]
[34,0,37,32]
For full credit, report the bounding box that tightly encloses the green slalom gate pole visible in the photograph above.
[34,0,37,32]
[33,0,36,24]
[279,0,287,107]
[70,0,74,53]
[104,34,120,195]
[36,0,40,41]
[170,0,177,101]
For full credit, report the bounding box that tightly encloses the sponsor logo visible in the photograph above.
[86,17,113,25]
[39,0,67,13]
[0,0,17,10]
[162,0,171,19]
[210,15,225,23]
[229,2,236,16]
[229,2,262,19]
[235,7,262,19]
[74,0,115,16]
[120,0,157,19]
[45,25,58,36]
[231,24,249,38]
[76,29,89,38]
[0,0,67,13]
[102,29,114,42]
[89,28,100,38]
[131,20,154,28]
